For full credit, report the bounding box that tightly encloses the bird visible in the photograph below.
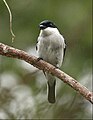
[36,20,66,103]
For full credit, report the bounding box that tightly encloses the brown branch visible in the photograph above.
[0,42,93,104]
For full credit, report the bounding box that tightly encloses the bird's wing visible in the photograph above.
[36,37,40,51]
[64,39,67,58]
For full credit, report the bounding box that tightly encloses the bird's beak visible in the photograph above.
[39,24,46,30]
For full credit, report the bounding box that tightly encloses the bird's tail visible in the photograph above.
[46,73,56,103]
[47,80,56,103]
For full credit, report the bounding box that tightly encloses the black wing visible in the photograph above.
[36,41,38,51]
[36,38,39,51]
[63,39,67,61]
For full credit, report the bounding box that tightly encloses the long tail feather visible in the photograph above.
[47,80,56,103]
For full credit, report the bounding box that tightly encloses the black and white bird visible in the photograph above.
[36,20,66,103]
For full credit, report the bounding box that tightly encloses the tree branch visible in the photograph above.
[0,42,93,104]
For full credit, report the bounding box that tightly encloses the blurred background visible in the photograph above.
[0,0,92,119]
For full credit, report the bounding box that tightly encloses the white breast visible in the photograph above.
[37,27,65,67]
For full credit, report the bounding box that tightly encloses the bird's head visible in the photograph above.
[39,20,57,30]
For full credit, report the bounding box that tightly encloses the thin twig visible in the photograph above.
[0,42,93,104]
[2,0,15,42]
